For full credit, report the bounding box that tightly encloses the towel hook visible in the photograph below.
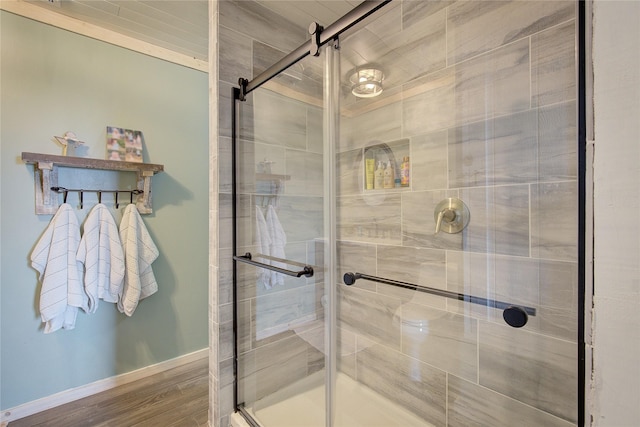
[98,191,102,204]
[79,190,84,209]
[115,192,119,209]
[63,190,68,204]
[130,191,134,205]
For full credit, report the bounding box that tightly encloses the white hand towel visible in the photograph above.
[255,206,272,289]
[266,205,287,287]
[118,204,159,316]
[77,203,125,313]
[30,203,87,333]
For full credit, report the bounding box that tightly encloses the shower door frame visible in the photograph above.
[229,0,589,425]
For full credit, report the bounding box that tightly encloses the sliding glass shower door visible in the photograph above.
[334,2,578,425]
[233,1,580,426]
[234,50,330,427]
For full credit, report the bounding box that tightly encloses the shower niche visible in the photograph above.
[363,139,410,191]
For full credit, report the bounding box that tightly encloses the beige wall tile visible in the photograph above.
[538,101,578,182]
[376,245,447,309]
[479,320,578,423]
[254,335,311,401]
[448,374,576,427]
[460,185,530,257]
[356,342,447,425]
[284,149,323,196]
[237,299,252,354]
[252,40,285,78]
[338,285,403,350]
[446,251,539,311]
[338,193,402,244]
[531,181,578,261]
[276,195,324,243]
[447,1,575,64]
[401,304,478,381]
[402,68,455,136]
[403,1,453,29]
[219,26,252,85]
[454,39,530,125]
[337,148,364,196]
[253,285,318,343]
[448,110,537,187]
[410,130,448,191]
[532,20,577,107]
[219,0,307,53]
[341,102,402,151]
[380,8,447,86]
[253,90,308,149]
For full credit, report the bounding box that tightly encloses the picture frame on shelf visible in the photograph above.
[106,126,144,163]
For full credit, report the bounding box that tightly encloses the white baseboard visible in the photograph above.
[1,348,208,423]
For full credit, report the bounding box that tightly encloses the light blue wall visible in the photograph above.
[0,11,208,410]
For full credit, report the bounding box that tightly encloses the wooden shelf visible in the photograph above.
[22,152,163,174]
[21,152,164,215]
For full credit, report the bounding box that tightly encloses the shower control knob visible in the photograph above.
[434,197,470,234]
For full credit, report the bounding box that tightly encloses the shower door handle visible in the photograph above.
[343,272,534,328]
[234,252,314,278]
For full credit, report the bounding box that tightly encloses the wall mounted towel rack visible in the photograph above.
[51,186,143,209]
[22,152,163,214]
[343,272,535,328]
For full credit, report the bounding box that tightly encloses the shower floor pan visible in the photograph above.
[236,370,434,427]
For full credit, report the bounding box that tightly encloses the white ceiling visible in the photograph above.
[25,0,359,62]
[27,0,210,60]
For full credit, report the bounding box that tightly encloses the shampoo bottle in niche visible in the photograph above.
[374,161,384,189]
[383,161,394,189]
[401,156,410,187]
[365,158,375,190]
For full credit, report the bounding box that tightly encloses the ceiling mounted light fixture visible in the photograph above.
[350,67,384,98]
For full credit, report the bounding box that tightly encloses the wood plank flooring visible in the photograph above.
[8,356,209,427]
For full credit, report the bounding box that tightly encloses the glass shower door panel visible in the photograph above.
[336,1,578,426]
[235,52,327,427]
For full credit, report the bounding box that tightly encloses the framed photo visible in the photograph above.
[106,126,143,163]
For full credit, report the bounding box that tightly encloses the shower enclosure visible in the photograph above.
[230,1,582,426]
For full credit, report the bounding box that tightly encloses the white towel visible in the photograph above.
[77,203,125,313]
[266,205,287,287]
[118,204,159,316]
[30,203,87,333]
[255,206,272,289]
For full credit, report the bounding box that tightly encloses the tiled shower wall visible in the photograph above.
[336,1,577,426]
[211,1,579,426]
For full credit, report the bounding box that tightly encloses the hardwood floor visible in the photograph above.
[8,357,209,427]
